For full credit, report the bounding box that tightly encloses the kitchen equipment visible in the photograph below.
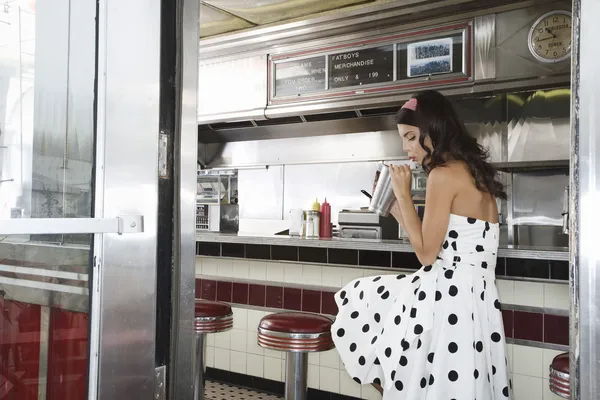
[361,190,372,199]
[289,209,304,236]
[338,209,398,240]
[320,198,332,238]
[196,168,239,233]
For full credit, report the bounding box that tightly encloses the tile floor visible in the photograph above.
[205,381,282,400]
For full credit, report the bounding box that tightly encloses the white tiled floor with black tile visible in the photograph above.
[205,381,282,400]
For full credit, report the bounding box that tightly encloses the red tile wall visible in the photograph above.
[195,278,568,346]
[0,300,41,400]
[0,297,88,400]
[46,308,89,400]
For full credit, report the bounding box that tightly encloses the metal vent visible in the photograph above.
[303,111,359,122]
[207,121,255,130]
[359,106,399,117]
[255,116,304,126]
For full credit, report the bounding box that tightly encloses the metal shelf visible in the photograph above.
[492,160,569,172]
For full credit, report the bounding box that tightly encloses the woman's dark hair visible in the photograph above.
[396,90,506,199]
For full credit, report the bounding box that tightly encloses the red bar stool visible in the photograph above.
[194,300,233,400]
[549,352,570,398]
[257,312,334,400]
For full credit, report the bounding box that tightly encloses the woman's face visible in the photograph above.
[397,124,432,165]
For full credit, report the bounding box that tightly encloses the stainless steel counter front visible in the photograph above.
[197,233,568,261]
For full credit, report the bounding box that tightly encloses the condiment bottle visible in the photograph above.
[310,198,320,238]
[312,198,320,211]
[320,198,332,238]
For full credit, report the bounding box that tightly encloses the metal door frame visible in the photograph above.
[168,0,199,398]
[570,0,600,399]
[88,0,162,398]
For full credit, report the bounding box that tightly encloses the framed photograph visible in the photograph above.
[407,37,453,78]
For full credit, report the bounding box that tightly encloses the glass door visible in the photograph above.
[0,0,163,399]
[0,1,97,398]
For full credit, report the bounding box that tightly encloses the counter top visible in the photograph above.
[196,232,568,261]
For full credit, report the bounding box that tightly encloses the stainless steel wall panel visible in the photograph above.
[202,120,507,168]
[570,0,600,398]
[199,3,255,37]
[204,130,406,167]
[93,0,161,398]
[511,171,569,226]
[507,117,570,161]
[494,2,571,80]
[202,0,374,26]
[473,14,496,81]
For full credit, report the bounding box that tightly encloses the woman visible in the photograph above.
[331,90,511,399]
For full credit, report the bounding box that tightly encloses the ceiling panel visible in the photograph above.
[199,3,255,37]
[203,0,375,25]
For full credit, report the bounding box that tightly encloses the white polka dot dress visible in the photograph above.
[331,214,512,399]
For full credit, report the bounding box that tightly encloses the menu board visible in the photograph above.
[270,28,468,101]
[274,56,326,97]
[328,45,394,89]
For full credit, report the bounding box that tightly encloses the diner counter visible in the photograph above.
[196,232,568,261]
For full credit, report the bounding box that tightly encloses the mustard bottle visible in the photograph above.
[312,198,321,211]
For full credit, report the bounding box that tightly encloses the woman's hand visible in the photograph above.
[389,164,413,201]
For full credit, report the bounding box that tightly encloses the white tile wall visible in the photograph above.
[544,283,570,310]
[513,374,544,400]
[496,279,515,304]
[266,262,285,282]
[319,366,340,393]
[197,257,570,400]
[248,260,268,280]
[200,257,218,276]
[232,259,250,279]
[217,258,234,278]
[283,263,303,284]
[308,363,320,389]
[514,281,545,308]
[302,264,323,286]
[202,306,562,400]
[322,266,343,288]
[513,345,544,377]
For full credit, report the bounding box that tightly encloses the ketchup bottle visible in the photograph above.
[320,198,332,238]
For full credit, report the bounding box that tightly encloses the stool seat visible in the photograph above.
[549,352,570,399]
[258,312,334,352]
[194,300,233,334]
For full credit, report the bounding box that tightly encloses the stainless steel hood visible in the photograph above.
[197,0,571,128]
[200,0,377,37]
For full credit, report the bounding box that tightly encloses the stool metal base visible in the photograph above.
[194,333,206,400]
[285,352,308,400]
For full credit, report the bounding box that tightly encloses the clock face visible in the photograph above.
[528,11,572,63]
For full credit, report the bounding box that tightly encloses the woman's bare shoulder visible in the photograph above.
[429,161,470,186]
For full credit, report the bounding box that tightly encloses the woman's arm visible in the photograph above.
[391,166,455,265]
[388,200,406,229]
